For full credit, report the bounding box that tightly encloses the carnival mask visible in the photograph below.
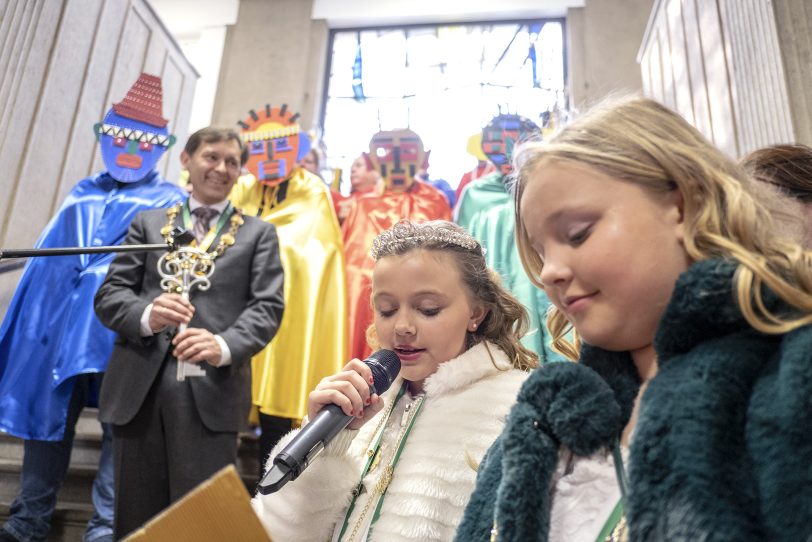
[367,129,428,192]
[94,73,175,183]
[238,104,311,187]
[481,114,540,176]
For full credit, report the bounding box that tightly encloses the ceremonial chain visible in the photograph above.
[160,203,244,285]
[362,389,402,456]
[341,384,425,542]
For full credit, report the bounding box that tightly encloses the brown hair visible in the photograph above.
[741,144,812,203]
[368,220,538,371]
[184,127,248,165]
[513,96,812,359]
[304,148,321,170]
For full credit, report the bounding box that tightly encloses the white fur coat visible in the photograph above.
[251,341,529,541]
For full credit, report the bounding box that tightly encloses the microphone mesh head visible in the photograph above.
[366,349,401,394]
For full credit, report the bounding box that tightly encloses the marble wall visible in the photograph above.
[0,0,197,315]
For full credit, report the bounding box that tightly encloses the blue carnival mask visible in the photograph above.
[94,109,175,183]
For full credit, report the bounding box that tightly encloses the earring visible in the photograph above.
[470,322,478,331]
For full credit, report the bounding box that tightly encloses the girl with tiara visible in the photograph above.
[457,97,812,541]
[252,220,538,541]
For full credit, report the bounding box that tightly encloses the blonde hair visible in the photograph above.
[513,96,812,359]
[367,220,538,371]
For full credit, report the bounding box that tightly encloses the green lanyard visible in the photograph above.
[336,382,425,542]
[369,392,425,525]
[593,443,629,542]
[594,499,625,542]
[182,200,233,252]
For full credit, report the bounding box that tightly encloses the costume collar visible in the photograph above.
[653,258,785,361]
[188,195,230,215]
[581,258,785,400]
[421,341,512,398]
[579,346,640,429]
[578,260,749,419]
[472,171,508,192]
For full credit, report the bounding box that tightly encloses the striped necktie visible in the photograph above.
[191,206,219,244]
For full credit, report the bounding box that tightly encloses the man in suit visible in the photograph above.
[94,127,284,539]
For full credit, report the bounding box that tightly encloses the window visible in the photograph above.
[321,20,566,191]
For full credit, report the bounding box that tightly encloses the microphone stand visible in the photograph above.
[0,228,194,261]
[0,243,171,260]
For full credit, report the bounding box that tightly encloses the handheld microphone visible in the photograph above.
[258,349,401,494]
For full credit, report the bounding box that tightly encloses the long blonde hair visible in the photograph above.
[513,96,812,360]
[367,220,538,371]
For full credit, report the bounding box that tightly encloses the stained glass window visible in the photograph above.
[321,20,566,192]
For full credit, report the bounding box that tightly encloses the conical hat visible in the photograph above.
[112,72,168,128]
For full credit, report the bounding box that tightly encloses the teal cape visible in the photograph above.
[455,172,564,362]
[0,170,185,440]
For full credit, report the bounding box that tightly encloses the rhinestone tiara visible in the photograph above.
[370,220,482,261]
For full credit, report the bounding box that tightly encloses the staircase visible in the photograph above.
[0,409,260,541]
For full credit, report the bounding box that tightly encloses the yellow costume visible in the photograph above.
[230,168,348,420]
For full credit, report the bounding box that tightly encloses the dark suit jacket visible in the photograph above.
[95,205,284,433]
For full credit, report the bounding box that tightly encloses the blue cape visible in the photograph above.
[0,170,185,440]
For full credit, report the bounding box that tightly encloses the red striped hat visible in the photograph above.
[112,73,168,128]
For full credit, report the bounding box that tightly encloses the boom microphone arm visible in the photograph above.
[0,228,195,261]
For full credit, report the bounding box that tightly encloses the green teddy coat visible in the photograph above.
[456,259,812,541]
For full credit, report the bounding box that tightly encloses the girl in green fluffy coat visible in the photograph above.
[456,97,812,542]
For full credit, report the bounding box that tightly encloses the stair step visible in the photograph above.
[0,444,259,502]
[0,431,257,478]
[75,408,103,438]
[0,458,96,505]
[0,500,92,542]
[0,433,102,467]
[0,428,262,541]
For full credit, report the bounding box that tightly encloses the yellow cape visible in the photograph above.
[230,169,348,420]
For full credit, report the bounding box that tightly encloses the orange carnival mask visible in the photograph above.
[238,104,312,186]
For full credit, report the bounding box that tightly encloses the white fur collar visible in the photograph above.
[419,341,513,397]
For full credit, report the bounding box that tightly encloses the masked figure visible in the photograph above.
[332,154,380,224]
[0,73,185,542]
[455,132,496,204]
[343,129,452,361]
[230,104,348,467]
[454,113,563,363]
